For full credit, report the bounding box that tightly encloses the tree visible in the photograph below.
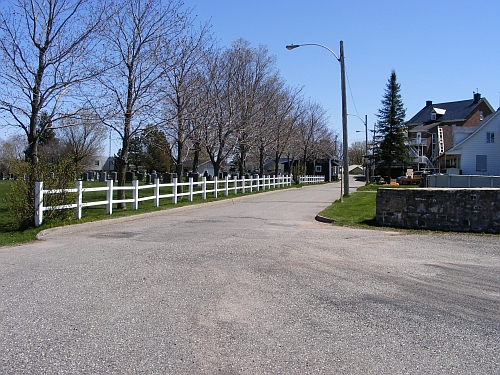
[267,85,303,176]
[0,0,107,165]
[375,70,408,182]
[0,134,27,175]
[228,40,278,177]
[58,111,106,173]
[198,46,238,177]
[295,101,329,174]
[97,0,190,208]
[161,21,212,180]
[348,141,366,165]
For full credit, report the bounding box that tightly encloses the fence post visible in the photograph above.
[242,176,246,193]
[34,181,44,227]
[172,177,178,204]
[75,180,83,220]
[106,179,113,215]
[154,178,160,207]
[132,179,139,210]
[214,176,218,198]
[224,175,229,197]
[189,177,193,202]
[234,176,237,195]
[202,176,206,200]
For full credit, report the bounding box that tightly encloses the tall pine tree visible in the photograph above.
[375,70,408,182]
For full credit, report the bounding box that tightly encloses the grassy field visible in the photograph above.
[0,179,296,247]
[319,183,420,228]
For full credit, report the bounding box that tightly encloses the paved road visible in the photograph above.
[1,178,499,374]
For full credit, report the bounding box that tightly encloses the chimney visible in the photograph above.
[426,100,432,107]
[473,92,481,103]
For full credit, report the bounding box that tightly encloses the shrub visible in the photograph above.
[6,157,78,229]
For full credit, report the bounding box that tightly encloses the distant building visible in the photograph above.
[438,108,500,175]
[407,92,494,171]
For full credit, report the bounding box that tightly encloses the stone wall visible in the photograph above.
[376,188,500,234]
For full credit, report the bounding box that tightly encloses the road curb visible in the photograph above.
[315,214,335,224]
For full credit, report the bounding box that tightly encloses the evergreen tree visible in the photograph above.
[375,70,408,182]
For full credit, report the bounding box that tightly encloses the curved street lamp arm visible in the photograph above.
[285,43,340,62]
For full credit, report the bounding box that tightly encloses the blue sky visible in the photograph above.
[2,0,500,151]
[188,0,500,144]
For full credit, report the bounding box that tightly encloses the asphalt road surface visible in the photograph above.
[1,178,499,374]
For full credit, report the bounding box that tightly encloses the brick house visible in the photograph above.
[407,93,494,171]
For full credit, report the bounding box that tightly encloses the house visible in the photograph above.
[348,165,364,175]
[407,92,494,171]
[438,109,500,175]
[305,158,341,182]
[89,156,114,172]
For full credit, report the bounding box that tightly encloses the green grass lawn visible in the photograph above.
[319,183,420,228]
[319,191,378,227]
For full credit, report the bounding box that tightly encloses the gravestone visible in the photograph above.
[150,172,157,182]
[137,173,144,182]
[82,173,88,181]
[110,171,117,182]
[145,174,151,185]
[125,171,134,183]
[99,171,107,182]
[0,172,4,180]
[87,171,93,181]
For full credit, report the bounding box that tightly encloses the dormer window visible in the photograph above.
[480,111,484,120]
[430,107,446,121]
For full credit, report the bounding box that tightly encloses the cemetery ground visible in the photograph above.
[1,179,498,374]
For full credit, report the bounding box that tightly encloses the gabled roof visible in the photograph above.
[442,110,500,156]
[408,96,494,126]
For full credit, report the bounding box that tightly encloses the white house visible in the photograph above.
[439,109,500,175]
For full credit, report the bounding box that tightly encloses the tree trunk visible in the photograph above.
[274,151,281,176]
[116,135,129,209]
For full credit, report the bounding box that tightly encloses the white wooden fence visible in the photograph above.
[34,175,292,227]
[298,175,325,184]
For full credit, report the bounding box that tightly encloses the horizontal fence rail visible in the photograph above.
[34,175,293,227]
[298,175,325,184]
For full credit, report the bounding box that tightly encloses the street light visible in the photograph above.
[352,114,369,183]
[286,42,349,198]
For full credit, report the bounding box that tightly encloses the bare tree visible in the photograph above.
[97,0,190,208]
[0,0,107,165]
[59,111,106,173]
[227,39,278,177]
[348,140,366,165]
[198,46,238,177]
[295,101,329,173]
[262,84,303,176]
[160,21,212,179]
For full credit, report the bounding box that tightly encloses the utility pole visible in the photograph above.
[340,41,349,197]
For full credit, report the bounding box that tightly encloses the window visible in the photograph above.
[430,112,436,120]
[315,165,322,173]
[476,155,487,172]
[94,160,100,166]
[487,132,495,143]
[480,111,484,121]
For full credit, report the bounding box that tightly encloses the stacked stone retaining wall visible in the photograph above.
[376,188,500,234]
